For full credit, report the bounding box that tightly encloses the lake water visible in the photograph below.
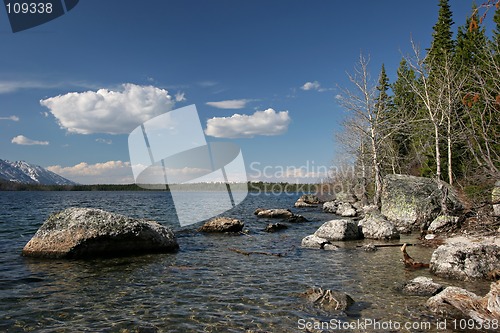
[0,191,492,332]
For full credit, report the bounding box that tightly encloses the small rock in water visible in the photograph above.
[358,212,400,240]
[264,223,288,233]
[254,208,307,222]
[361,243,377,252]
[400,276,443,296]
[301,235,338,250]
[294,194,320,207]
[301,287,354,311]
[313,219,360,241]
[198,217,244,233]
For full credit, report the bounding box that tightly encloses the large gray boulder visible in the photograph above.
[358,213,400,240]
[314,219,360,241]
[381,174,463,232]
[427,281,500,324]
[198,217,244,233]
[22,207,178,259]
[430,242,500,280]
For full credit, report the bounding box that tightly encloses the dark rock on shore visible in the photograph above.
[22,207,178,259]
[198,217,244,233]
[381,174,463,233]
[400,276,443,296]
[301,287,354,311]
[426,281,500,324]
[430,241,500,280]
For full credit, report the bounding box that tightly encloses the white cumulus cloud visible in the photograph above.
[11,135,49,146]
[301,81,321,91]
[40,83,175,135]
[205,108,291,138]
[206,99,252,109]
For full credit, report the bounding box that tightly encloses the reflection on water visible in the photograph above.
[0,191,492,332]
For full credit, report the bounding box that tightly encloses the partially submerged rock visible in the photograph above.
[301,287,354,311]
[381,174,463,233]
[22,207,179,259]
[400,276,443,296]
[301,235,338,250]
[313,219,360,241]
[198,217,244,233]
[361,243,378,252]
[264,222,288,233]
[358,213,400,240]
[427,281,500,324]
[254,208,307,222]
[430,242,500,280]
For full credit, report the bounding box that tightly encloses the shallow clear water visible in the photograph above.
[0,191,492,332]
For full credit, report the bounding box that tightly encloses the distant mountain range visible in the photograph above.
[0,159,77,185]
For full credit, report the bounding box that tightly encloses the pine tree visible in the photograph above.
[375,64,396,174]
[428,0,455,65]
[390,59,421,174]
[375,64,390,112]
[453,5,489,181]
[455,5,488,70]
[493,5,500,50]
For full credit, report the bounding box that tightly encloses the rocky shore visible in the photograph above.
[292,174,499,325]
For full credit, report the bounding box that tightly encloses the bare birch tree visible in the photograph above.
[337,54,400,207]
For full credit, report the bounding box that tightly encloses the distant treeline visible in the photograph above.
[0,180,319,193]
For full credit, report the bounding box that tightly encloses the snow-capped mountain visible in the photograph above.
[0,159,77,185]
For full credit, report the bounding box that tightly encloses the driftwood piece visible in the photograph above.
[228,247,293,257]
[401,243,429,269]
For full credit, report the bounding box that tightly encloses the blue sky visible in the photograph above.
[0,0,493,184]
